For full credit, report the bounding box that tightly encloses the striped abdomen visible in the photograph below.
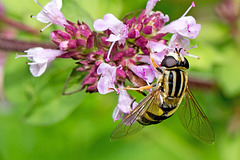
[137,69,188,126]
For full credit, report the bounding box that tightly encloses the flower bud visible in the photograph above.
[59,41,69,50]
[86,34,94,49]
[135,35,148,48]
[51,30,71,45]
[142,25,153,35]
[128,28,136,39]
[124,48,135,57]
[68,39,78,49]
[112,51,124,61]
[76,38,87,47]
[79,22,92,38]
[65,24,75,36]
[86,83,98,93]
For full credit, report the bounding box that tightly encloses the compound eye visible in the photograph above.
[161,56,177,68]
[183,57,189,69]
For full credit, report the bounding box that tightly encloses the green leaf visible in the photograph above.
[62,0,95,28]
[5,53,86,125]
[22,62,87,125]
[24,91,86,126]
[62,65,88,95]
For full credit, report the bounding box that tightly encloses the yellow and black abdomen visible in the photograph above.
[137,69,188,126]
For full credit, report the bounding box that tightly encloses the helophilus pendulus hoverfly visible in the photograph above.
[110,48,215,144]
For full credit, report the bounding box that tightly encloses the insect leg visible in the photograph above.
[123,84,155,91]
[150,51,163,74]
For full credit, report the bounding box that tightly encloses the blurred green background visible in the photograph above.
[1,0,240,159]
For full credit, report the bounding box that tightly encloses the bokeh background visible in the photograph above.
[1,0,240,159]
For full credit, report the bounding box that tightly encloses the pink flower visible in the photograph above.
[169,34,199,58]
[97,63,117,94]
[146,40,168,65]
[32,0,68,31]
[93,13,128,62]
[129,64,155,83]
[112,84,138,122]
[169,34,190,49]
[158,2,201,39]
[146,40,168,54]
[159,16,201,39]
[145,0,160,15]
[15,47,65,77]
[146,34,199,62]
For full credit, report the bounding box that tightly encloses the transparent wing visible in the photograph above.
[110,89,160,141]
[178,87,215,144]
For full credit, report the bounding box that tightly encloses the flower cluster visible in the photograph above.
[16,0,201,122]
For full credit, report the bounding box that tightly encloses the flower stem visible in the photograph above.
[188,76,216,90]
[0,15,39,35]
[0,35,57,52]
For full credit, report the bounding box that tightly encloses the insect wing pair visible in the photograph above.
[110,87,215,144]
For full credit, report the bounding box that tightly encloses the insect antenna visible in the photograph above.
[175,48,183,55]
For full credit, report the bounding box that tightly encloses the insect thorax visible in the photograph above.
[162,69,188,98]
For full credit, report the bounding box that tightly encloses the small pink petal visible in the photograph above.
[129,64,155,83]
[29,62,48,77]
[145,0,160,15]
[17,47,64,77]
[106,34,121,42]
[93,19,108,31]
[97,63,117,94]
[33,0,67,28]
[158,16,201,39]
[146,40,168,53]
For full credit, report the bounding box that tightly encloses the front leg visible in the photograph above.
[123,83,156,91]
[123,70,164,91]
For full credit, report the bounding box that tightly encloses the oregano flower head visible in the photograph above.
[16,0,201,122]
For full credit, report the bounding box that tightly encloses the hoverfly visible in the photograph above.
[110,48,215,144]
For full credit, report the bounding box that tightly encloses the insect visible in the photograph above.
[110,48,215,144]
